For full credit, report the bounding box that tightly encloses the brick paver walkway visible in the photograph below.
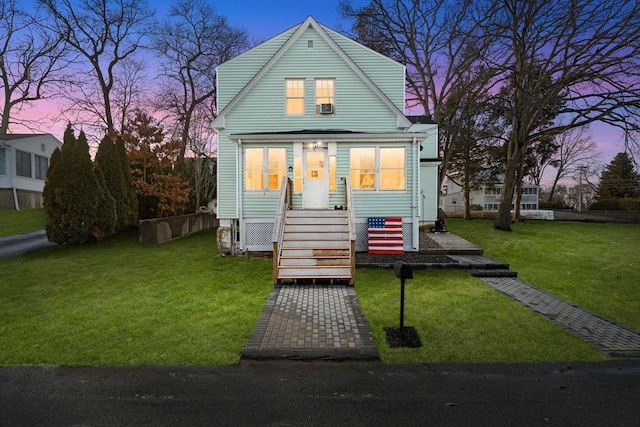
[242,285,379,360]
[481,276,640,358]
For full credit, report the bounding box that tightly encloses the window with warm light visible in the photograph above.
[315,78,335,113]
[245,147,287,191]
[350,147,375,190]
[286,79,305,115]
[380,147,405,190]
[350,146,405,191]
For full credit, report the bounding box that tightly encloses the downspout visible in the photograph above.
[2,143,20,211]
[412,137,419,251]
[236,138,243,253]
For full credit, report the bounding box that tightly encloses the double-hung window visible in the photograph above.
[16,150,32,178]
[315,78,335,114]
[286,79,305,115]
[245,147,287,191]
[350,147,405,191]
[0,148,5,175]
[35,155,48,180]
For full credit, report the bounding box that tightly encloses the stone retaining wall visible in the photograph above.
[138,212,218,244]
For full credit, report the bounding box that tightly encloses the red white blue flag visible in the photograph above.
[368,217,404,254]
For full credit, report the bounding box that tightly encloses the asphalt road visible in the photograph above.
[1,360,639,426]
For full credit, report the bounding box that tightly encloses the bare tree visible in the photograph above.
[178,99,217,210]
[484,0,640,230]
[152,0,249,161]
[0,0,67,134]
[340,0,499,185]
[545,127,601,202]
[38,0,154,136]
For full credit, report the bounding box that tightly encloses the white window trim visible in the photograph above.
[350,146,407,192]
[285,78,306,116]
[314,77,335,115]
[244,147,287,192]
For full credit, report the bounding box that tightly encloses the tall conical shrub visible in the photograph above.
[43,126,116,244]
[95,134,128,230]
[116,136,138,226]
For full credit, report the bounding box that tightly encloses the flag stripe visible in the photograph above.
[367,217,404,254]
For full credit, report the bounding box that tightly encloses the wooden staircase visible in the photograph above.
[275,209,354,284]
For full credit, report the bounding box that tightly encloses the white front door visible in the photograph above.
[303,147,329,209]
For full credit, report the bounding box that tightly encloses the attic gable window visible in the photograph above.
[285,78,305,115]
[315,78,335,114]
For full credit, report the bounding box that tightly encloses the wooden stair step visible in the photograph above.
[280,248,349,258]
[279,257,352,266]
[283,224,349,232]
[277,267,352,278]
[282,240,349,249]
[286,210,347,217]
[285,217,348,225]
[283,232,349,241]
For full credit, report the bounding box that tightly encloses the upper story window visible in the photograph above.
[245,147,287,191]
[286,78,305,115]
[315,78,335,114]
[16,150,32,178]
[350,146,405,191]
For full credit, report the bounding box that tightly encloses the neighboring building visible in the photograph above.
[440,179,540,213]
[0,134,62,209]
[212,17,439,256]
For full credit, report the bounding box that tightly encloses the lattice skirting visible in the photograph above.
[242,218,416,253]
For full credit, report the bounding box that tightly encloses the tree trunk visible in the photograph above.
[494,150,521,231]
[547,170,562,202]
[463,179,471,220]
[514,158,524,221]
[462,140,472,220]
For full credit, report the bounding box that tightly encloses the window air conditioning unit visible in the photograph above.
[320,103,334,114]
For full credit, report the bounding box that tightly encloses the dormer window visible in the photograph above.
[285,78,305,115]
[315,78,335,114]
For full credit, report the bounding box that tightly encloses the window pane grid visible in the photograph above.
[245,147,287,191]
[350,146,405,191]
[315,79,335,108]
[286,79,305,115]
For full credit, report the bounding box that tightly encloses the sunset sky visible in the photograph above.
[13,0,625,180]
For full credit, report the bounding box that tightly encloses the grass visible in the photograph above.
[356,269,605,364]
[1,219,635,365]
[0,229,272,365]
[0,208,46,237]
[446,219,640,331]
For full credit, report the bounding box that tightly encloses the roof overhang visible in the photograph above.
[229,131,428,143]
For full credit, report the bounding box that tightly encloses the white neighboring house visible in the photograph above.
[0,134,62,209]
[440,179,540,213]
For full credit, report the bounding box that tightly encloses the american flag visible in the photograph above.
[368,217,404,254]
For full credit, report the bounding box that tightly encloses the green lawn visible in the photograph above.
[356,269,605,363]
[0,208,46,237]
[0,229,272,365]
[1,219,636,365]
[447,219,640,331]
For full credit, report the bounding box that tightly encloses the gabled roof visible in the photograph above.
[212,16,412,129]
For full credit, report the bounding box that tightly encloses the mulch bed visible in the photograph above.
[384,326,423,348]
[356,232,453,265]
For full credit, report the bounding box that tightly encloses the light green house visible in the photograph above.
[212,16,439,255]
